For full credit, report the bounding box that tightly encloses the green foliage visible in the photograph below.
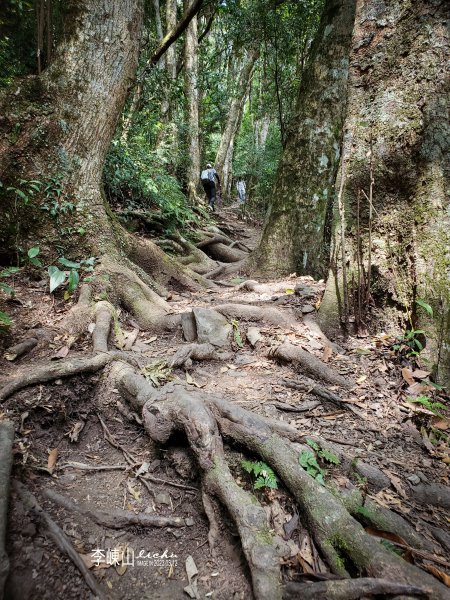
[416,298,433,317]
[306,439,340,465]
[230,319,244,348]
[48,257,95,297]
[241,460,278,490]
[299,449,325,485]
[104,138,199,233]
[26,246,42,267]
[7,179,41,205]
[407,395,447,419]
[392,327,426,358]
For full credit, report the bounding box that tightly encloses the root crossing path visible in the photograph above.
[1,209,449,600]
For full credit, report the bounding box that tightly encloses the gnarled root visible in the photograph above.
[112,375,283,600]
[210,398,448,598]
[270,341,354,389]
[170,343,233,368]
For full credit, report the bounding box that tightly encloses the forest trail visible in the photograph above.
[1,206,449,600]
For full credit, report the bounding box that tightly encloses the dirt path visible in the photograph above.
[1,207,449,599]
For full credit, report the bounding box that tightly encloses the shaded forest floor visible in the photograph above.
[1,206,449,599]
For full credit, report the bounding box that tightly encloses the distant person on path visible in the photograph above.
[200,163,220,211]
[236,177,246,204]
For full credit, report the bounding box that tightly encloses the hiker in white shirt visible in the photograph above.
[236,177,246,204]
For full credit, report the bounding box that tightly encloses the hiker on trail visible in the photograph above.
[200,163,220,211]
[236,177,246,204]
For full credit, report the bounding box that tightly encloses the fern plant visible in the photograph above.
[306,439,340,464]
[407,395,447,419]
[241,460,278,490]
[299,450,326,485]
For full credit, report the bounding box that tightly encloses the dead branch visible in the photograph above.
[281,377,361,415]
[12,481,108,600]
[0,421,14,597]
[214,303,297,328]
[44,489,188,528]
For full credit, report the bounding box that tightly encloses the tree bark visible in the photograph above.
[252,0,357,278]
[0,0,145,260]
[319,0,450,383]
[184,0,201,203]
[165,0,178,81]
[215,49,260,194]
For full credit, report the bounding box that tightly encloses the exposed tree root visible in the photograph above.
[168,232,218,274]
[0,421,14,598]
[214,303,297,328]
[12,481,108,600]
[100,256,182,331]
[0,351,141,402]
[92,301,115,352]
[170,343,233,368]
[210,398,448,597]
[3,338,38,361]
[283,577,428,600]
[43,489,188,528]
[341,488,436,552]
[204,242,248,263]
[113,377,284,600]
[201,485,221,554]
[271,342,354,389]
[123,230,213,291]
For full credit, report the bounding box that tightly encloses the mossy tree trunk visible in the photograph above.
[0,0,144,261]
[320,0,450,383]
[252,0,357,279]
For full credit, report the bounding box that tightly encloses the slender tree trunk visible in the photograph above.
[184,0,201,203]
[252,0,357,278]
[165,0,177,81]
[0,0,144,259]
[319,0,450,383]
[215,48,259,188]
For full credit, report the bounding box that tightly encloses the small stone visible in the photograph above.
[301,304,315,314]
[185,517,195,527]
[172,530,183,538]
[155,492,171,506]
[407,474,421,485]
[373,440,383,447]
[193,308,231,347]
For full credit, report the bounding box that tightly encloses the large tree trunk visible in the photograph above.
[0,0,144,260]
[0,0,209,333]
[184,0,201,204]
[319,0,450,383]
[252,0,357,278]
[215,49,259,194]
[165,0,177,81]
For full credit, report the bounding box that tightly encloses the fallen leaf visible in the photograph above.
[52,345,70,360]
[297,533,315,573]
[442,455,450,465]
[67,421,85,442]
[220,366,228,374]
[411,369,431,379]
[116,564,127,576]
[123,328,139,351]
[184,555,200,599]
[135,461,150,477]
[382,469,407,498]
[431,417,449,431]
[47,448,58,474]
[141,335,157,344]
[127,482,141,502]
[401,367,415,387]
[322,346,333,363]
[87,322,96,334]
[356,375,367,384]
